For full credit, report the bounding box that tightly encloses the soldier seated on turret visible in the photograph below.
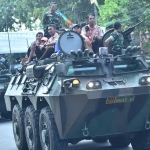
[51,28,66,56]
[104,22,124,56]
[40,24,59,59]
[82,13,104,53]
[72,24,93,52]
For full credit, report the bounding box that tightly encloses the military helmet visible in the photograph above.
[105,22,114,29]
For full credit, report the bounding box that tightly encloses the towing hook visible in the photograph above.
[82,123,89,137]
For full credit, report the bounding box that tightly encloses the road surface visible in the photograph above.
[0,119,133,150]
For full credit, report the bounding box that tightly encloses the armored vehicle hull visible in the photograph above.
[4,31,150,150]
[5,59,150,150]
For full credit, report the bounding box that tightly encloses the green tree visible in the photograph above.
[0,0,17,31]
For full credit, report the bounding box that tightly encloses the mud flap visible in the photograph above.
[131,131,150,150]
[145,132,150,149]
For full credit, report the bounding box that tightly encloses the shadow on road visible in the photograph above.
[0,118,11,123]
[69,140,133,150]
[0,120,133,150]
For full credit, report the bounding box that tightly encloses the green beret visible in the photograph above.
[50,2,57,6]
[105,22,114,28]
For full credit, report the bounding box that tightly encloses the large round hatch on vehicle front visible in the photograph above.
[58,31,84,56]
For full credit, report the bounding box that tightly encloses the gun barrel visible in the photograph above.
[132,20,144,28]
[123,20,144,36]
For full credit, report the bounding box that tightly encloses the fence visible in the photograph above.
[0,31,42,54]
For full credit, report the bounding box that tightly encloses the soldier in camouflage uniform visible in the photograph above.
[42,2,62,38]
[105,22,124,56]
[105,22,114,31]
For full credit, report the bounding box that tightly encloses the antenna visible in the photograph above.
[94,4,98,25]
[7,31,12,63]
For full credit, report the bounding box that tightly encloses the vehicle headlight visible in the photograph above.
[147,77,150,83]
[139,76,150,85]
[63,78,80,88]
[88,82,94,88]
[72,79,80,87]
[87,81,101,89]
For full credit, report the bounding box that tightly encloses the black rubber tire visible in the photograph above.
[12,104,28,150]
[131,131,150,150]
[93,137,108,143]
[109,135,130,148]
[24,105,41,150]
[39,106,68,150]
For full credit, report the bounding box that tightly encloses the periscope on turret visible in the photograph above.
[4,30,150,150]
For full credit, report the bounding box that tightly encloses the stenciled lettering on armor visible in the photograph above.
[106,96,135,104]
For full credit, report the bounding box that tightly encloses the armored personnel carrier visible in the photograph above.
[0,54,23,119]
[0,61,11,119]
[5,31,150,150]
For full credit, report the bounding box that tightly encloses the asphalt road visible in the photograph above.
[0,119,133,150]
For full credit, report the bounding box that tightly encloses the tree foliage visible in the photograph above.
[0,0,150,32]
[99,0,150,29]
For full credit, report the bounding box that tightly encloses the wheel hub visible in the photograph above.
[26,119,33,148]
[41,123,49,150]
[13,117,20,141]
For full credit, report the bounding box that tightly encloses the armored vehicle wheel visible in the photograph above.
[12,104,28,150]
[24,105,41,150]
[92,137,108,143]
[131,131,150,150]
[109,135,130,148]
[39,106,68,150]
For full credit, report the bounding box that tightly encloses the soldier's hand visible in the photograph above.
[25,60,30,65]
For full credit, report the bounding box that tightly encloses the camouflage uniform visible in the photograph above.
[43,12,62,38]
[110,30,124,55]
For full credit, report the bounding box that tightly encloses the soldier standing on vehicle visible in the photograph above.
[105,21,124,56]
[42,2,62,38]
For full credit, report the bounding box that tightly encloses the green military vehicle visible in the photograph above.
[4,31,150,150]
[0,61,11,119]
[0,55,24,119]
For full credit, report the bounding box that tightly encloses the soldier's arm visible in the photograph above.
[26,42,36,63]
[96,27,104,40]
[59,15,63,29]
[46,36,59,47]
[105,37,112,47]
[81,27,87,37]
[46,42,56,46]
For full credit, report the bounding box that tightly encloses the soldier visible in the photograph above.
[82,13,104,53]
[0,54,5,63]
[72,24,93,52]
[40,24,59,59]
[105,22,114,31]
[43,2,62,38]
[25,32,43,64]
[105,21,124,56]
